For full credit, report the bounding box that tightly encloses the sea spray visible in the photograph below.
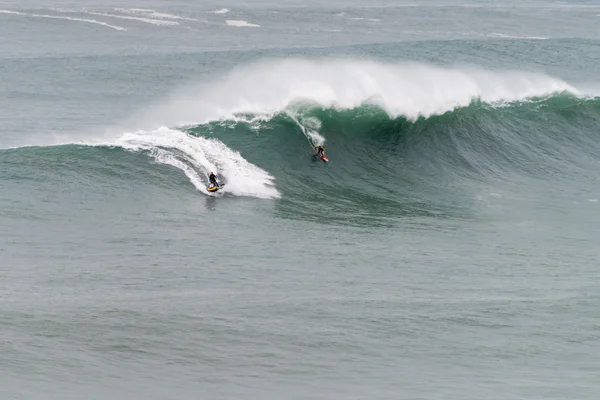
[127,59,581,131]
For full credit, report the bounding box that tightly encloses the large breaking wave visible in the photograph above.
[2,59,599,223]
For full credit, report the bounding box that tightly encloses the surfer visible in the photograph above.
[314,145,325,158]
[208,172,219,188]
[313,145,329,163]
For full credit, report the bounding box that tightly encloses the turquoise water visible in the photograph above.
[1,1,600,399]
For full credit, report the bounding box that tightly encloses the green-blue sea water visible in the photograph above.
[1,1,600,399]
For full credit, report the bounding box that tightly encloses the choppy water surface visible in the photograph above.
[1,1,600,399]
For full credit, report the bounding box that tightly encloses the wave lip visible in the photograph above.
[137,59,581,129]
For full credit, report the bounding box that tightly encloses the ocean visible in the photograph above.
[1,1,600,399]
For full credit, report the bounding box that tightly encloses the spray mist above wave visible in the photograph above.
[132,59,581,129]
[114,127,280,199]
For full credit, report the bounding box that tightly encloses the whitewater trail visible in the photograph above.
[283,111,326,147]
[114,127,280,199]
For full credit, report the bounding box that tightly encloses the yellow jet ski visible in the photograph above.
[207,183,223,193]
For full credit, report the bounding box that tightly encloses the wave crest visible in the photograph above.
[133,59,581,130]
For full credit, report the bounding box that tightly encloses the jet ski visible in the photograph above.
[207,183,224,193]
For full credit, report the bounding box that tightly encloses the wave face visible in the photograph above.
[4,60,600,225]
[182,95,600,224]
[110,60,597,221]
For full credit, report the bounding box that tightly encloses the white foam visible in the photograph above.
[114,127,279,199]
[0,10,126,30]
[225,19,259,28]
[81,11,179,26]
[288,114,325,146]
[488,32,548,40]
[348,17,381,22]
[114,8,198,21]
[213,8,230,14]
[131,59,581,128]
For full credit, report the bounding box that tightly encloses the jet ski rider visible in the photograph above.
[208,172,219,187]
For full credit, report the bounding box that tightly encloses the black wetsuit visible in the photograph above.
[315,147,324,157]
[209,174,219,186]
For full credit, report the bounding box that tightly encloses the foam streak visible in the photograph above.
[0,10,126,30]
[82,11,179,26]
[226,20,260,28]
[114,8,198,21]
